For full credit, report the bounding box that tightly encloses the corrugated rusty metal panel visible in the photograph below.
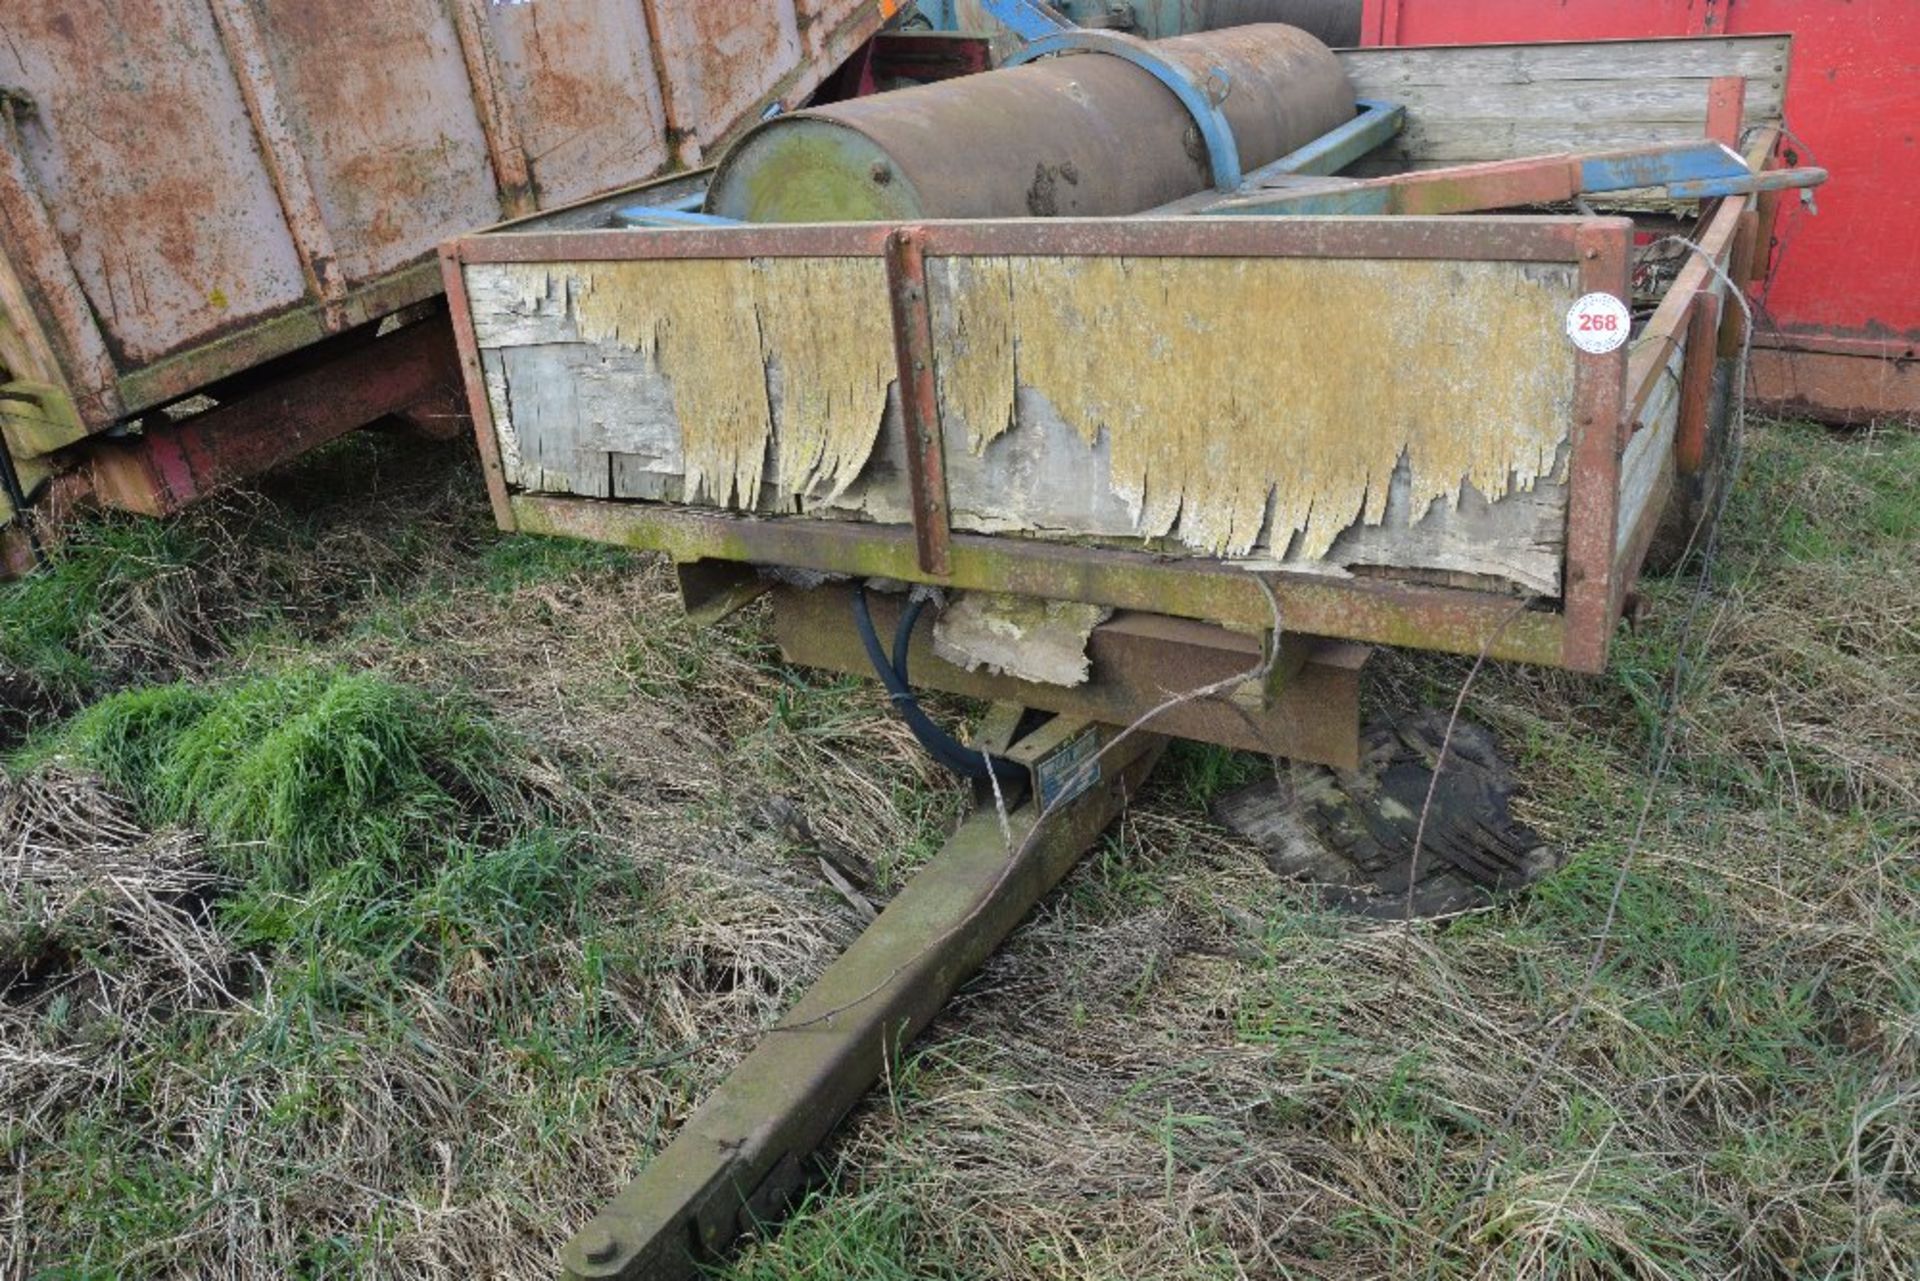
[0,0,889,442]
[650,5,804,158]
[0,2,311,370]
[482,2,672,207]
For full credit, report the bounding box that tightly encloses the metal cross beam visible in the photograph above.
[1206,139,1826,217]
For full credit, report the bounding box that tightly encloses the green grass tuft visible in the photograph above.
[723,1175,961,1281]
[31,668,534,893]
[0,517,201,703]
[479,533,644,593]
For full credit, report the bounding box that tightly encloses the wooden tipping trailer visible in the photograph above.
[448,36,1789,686]
[441,31,1800,1281]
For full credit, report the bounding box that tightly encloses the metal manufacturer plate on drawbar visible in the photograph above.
[1032,724,1101,809]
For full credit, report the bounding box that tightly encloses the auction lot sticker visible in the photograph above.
[1566,291,1631,354]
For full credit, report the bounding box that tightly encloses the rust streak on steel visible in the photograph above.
[1675,290,1723,476]
[916,214,1591,261]
[446,0,539,218]
[1705,75,1747,149]
[205,0,352,326]
[440,245,517,531]
[0,100,122,423]
[884,226,951,577]
[508,494,1572,668]
[451,215,1596,269]
[1560,219,1631,674]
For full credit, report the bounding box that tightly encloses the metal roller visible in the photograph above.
[705,24,1355,222]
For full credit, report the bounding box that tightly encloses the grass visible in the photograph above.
[3,416,1915,1278]
[29,667,534,895]
[0,516,204,707]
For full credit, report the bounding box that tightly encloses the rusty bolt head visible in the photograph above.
[577,1225,619,1265]
[871,162,894,185]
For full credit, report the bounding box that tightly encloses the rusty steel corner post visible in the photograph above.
[1704,75,1747,150]
[883,225,952,578]
[439,241,518,532]
[1561,220,1631,675]
[560,723,1166,1281]
[1676,290,1724,477]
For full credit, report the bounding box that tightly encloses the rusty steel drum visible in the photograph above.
[705,24,1355,222]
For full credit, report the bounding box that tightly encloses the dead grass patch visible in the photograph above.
[2,417,1913,1279]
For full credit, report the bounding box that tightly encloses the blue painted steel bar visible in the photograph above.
[1667,166,1829,198]
[1004,30,1244,190]
[1210,138,1825,218]
[972,0,1075,40]
[611,208,745,229]
[1235,99,1404,186]
[929,0,1082,40]
[1576,140,1748,191]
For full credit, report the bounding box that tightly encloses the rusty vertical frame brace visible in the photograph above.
[1705,75,1746,149]
[883,226,953,578]
[1719,209,1758,358]
[0,98,123,425]
[1562,221,1630,674]
[439,244,517,531]
[447,0,540,217]
[560,723,1166,1280]
[1676,290,1723,476]
[205,0,352,327]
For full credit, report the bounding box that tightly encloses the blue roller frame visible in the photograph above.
[1239,99,1404,184]
[1004,29,1245,191]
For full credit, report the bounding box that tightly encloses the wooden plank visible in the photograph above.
[1337,37,1789,172]
[1337,37,1789,91]
[495,344,609,498]
[1617,343,1684,561]
[1337,77,1785,125]
[466,251,1584,597]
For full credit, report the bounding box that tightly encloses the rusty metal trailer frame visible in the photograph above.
[443,213,1637,673]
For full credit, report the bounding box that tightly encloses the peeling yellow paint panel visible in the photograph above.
[491,258,894,509]
[931,255,1577,558]
[480,251,1577,574]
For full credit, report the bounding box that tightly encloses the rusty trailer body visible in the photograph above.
[0,0,897,528]
[443,35,1783,692]
[433,28,1802,1280]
